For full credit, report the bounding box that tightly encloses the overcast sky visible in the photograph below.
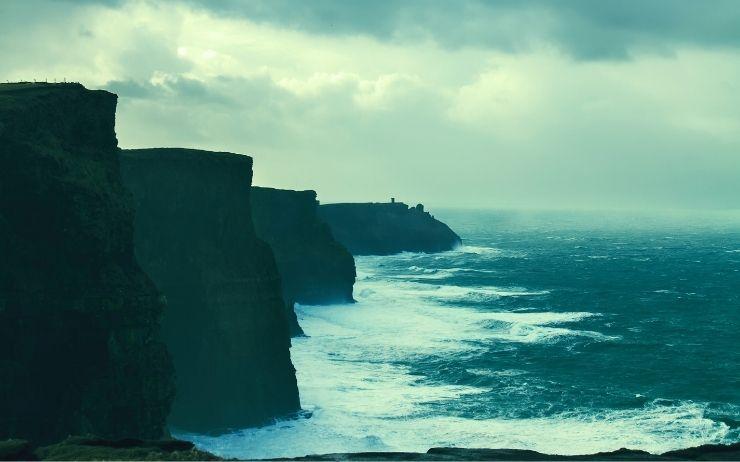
[2,0,739,210]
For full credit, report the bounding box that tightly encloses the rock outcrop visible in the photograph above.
[318,201,461,255]
[0,83,174,443]
[251,187,356,336]
[120,148,300,433]
[0,437,220,461]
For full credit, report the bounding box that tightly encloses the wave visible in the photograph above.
[356,245,523,260]
[476,312,618,344]
[294,305,614,367]
[297,260,602,362]
[181,399,732,459]
[354,278,549,302]
[456,245,505,256]
[369,265,502,283]
[176,237,737,459]
[397,281,550,299]
[467,368,529,378]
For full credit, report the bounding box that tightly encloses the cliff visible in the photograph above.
[318,202,461,255]
[120,148,300,433]
[0,83,174,443]
[251,187,356,336]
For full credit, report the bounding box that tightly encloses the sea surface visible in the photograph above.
[182,209,740,459]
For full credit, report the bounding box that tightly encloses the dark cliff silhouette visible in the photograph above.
[318,201,462,256]
[0,83,174,443]
[120,148,300,433]
[4,83,736,462]
[251,187,356,336]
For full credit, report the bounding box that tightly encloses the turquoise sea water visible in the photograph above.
[184,209,740,459]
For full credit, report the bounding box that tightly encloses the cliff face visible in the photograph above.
[0,84,174,443]
[120,148,300,433]
[318,202,462,255]
[251,187,356,336]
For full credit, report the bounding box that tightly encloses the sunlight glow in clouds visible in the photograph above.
[1,0,738,209]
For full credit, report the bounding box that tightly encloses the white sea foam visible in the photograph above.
[182,399,731,460]
[392,267,459,280]
[176,254,730,459]
[363,277,549,299]
[397,281,550,299]
[456,245,504,256]
[467,368,529,378]
[482,318,618,344]
[390,266,501,282]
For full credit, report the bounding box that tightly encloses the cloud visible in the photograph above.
[106,79,155,98]
[108,74,234,105]
[2,0,739,210]
[15,1,740,60]
[175,0,740,60]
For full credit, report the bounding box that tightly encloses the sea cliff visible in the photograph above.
[318,201,461,255]
[0,83,174,443]
[120,148,300,433]
[251,187,356,336]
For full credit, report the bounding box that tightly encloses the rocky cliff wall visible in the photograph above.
[251,187,356,336]
[0,83,174,443]
[318,202,462,255]
[120,148,300,433]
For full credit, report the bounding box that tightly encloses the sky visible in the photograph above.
[1,0,739,210]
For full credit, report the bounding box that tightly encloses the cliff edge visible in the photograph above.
[318,201,461,256]
[120,148,300,433]
[251,187,356,336]
[0,83,174,443]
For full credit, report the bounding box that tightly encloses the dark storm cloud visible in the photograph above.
[50,0,123,5]
[179,0,740,59]
[22,0,740,59]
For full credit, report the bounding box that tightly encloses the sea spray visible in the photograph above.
[178,210,740,459]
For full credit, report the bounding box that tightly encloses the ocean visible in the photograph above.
[181,209,740,459]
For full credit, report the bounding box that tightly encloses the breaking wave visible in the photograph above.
[177,212,740,459]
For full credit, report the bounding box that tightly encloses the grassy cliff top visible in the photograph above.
[320,201,413,209]
[0,82,116,127]
[0,82,85,92]
[252,186,318,199]
[122,148,253,165]
[0,83,111,107]
[0,81,118,153]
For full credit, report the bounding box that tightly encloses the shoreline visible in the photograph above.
[270,442,740,461]
[3,437,738,461]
